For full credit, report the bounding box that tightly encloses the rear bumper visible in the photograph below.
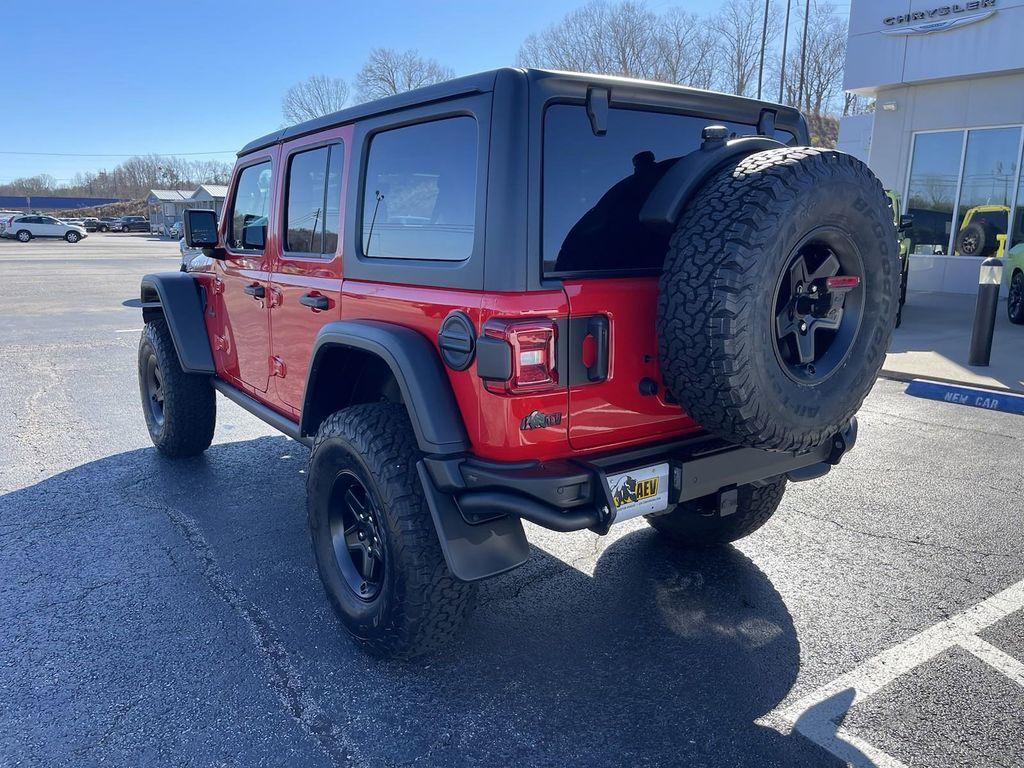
[424,418,857,534]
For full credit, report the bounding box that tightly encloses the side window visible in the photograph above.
[284,143,344,256]
[361,116,477,261]
[228,160,273,251]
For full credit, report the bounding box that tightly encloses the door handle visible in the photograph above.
[299,293,329,311]
[243,283,265,299]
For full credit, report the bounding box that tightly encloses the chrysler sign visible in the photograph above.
[882,0,996,34]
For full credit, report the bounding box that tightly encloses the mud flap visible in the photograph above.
[416,462,530,582]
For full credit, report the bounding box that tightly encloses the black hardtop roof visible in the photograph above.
[238,67,803,157]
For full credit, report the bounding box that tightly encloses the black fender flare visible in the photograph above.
[301,320,469,456]
[139,272,215,374]
[639,135,786,232]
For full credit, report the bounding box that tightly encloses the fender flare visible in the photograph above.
[140,272,215,374]
[301,320,469,456]
[639,135,786,232]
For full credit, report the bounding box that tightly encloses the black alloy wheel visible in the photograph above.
[1009,271,1024,325]
[772,228,865,384]
[328,470,387,600]
[142,350,165,428]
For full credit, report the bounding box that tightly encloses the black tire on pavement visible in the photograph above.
[1009,270,1024,325]
[658,147,899,453]
[138,318,215,457]
[65,231,80,243]
[307,402,475,659]
[16,229,31,242]
[895,262,909,328]
[646,476,787,546]
[99,225,108,232]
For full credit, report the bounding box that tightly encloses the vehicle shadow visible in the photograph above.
[0,436,864,768]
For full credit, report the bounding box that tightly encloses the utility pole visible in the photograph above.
[779,0,792,104]
[798,0,811,112]
[757,0,770,100]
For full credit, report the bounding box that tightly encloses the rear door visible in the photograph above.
[213,154,277,394]
[269,130,349,413]
[542,104,769,450]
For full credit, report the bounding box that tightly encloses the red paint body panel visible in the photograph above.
[562,277,701,451]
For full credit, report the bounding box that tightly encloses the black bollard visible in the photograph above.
[968,256,1003,366]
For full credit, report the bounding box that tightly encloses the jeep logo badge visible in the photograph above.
[520,410,563,431]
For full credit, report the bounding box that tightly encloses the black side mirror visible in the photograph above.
[242,217,267,250]
[899,214,913,234]
[184,209,218,248]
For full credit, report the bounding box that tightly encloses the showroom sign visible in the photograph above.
[882,0,997,34]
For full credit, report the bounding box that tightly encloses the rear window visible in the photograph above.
[543,105,794,276]
[361,116,477,261]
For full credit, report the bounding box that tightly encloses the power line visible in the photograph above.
[0,150,235,158]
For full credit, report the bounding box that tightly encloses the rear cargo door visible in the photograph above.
[542,103,765,450]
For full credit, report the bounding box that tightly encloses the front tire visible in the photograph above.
[138,319,215,457]
[646,477,787,546]
[1009,271,1024,325]
[307,403,475,659]
[65,231,80,243]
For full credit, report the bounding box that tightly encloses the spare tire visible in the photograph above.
[955,220,993,257]
[658,147,898,453]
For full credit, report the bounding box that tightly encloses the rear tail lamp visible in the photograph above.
[482,318,558,394]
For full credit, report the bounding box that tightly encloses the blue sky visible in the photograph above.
[1,0,770,184]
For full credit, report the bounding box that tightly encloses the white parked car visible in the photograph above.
[179,237,203,270]
[2,214,88,243]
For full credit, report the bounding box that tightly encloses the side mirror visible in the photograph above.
[242,217,267,250]
[899,214,913,234]
[184,209,218,248]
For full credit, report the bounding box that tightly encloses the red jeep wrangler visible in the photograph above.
[137,69,897,658]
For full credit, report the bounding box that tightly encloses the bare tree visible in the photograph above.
[354,48,454,101]
[517,1,720,89]
[780,3,848,116]
[282,74,350,124]
[711,0,780,97]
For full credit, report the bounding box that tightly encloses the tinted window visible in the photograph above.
[361,116,477,261]
[286,146,329,254]
[229,160,272,251]
[543,105,776,275]
[324,146,343,254]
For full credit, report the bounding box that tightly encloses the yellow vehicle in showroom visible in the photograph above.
[955,204,1009,258]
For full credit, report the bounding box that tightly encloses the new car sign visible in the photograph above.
[882,0,996,35]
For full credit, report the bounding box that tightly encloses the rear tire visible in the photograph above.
[658,148,898,453]
[16,230,31,242]
[646,477,787,546]
[138,319,215,457]
[307,403,475,659]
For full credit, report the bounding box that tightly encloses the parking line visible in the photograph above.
[114,328,142,333]
[758,576,1024,767]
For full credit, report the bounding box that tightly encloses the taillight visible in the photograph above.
[482,318,558,395]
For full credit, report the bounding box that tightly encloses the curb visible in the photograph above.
[878,367,1024,397]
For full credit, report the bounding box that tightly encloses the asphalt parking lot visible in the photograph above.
[1,233,1022,767]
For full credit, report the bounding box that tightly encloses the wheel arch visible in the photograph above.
[300,320,469,456]
[139,272,215,374]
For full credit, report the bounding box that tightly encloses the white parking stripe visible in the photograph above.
[959,634,1024,688]
[758,576,1024,766]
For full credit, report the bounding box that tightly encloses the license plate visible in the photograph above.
[606,462,670,522]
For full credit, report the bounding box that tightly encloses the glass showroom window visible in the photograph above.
[905,131,964,256]
[1009,139,1024,249]
[952,127,1021,258]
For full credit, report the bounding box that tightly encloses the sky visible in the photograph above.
[1,0,738,186]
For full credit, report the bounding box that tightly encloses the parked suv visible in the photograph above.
[137,69,898,659]
[2,214,87,242]
[115,215,149,232]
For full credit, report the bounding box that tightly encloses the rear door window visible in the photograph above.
[360,116,477,261]
[284,143,343,256]
[543,105,787,276]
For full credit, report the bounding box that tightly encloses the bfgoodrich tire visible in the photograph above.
[138,319,215,457]
[658,148,899,453]
[646,476,787,546]
[307,403,475,659]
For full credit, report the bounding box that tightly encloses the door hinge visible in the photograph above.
[212,277,225,295]
[268,287,283,308]
[214,334,228,352]
[270,356,287,378]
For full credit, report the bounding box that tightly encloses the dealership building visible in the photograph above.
[838,0,1024,293]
